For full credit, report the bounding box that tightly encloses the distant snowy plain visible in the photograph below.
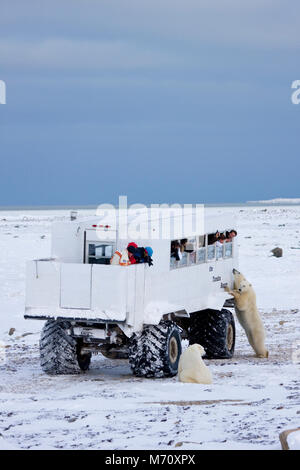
[0,205,299,450]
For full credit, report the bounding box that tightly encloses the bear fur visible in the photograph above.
[178,344,213,384]
[225,269,268,358]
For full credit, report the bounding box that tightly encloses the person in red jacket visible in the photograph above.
[127,242,138,264]
[127,244,153,266]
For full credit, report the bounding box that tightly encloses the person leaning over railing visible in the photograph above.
[127,245,154,267]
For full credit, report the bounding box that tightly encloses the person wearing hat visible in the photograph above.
[127,245,153,266]
[144,246,153,266]
[127,242,138,264]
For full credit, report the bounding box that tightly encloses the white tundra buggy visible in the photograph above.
[24,209,238,377]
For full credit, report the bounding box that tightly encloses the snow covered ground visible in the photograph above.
[248,198,300,205]
[0,205,299,450]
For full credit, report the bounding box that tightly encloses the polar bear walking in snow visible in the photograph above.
[178,344,213,384]
[225,269,269,358]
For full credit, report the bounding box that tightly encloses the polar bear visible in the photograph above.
[225,269,268,358]
[178,344,213,384]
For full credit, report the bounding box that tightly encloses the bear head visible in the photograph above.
[190,343,206,357]
[237,279,252,293]
[233,268,247,290]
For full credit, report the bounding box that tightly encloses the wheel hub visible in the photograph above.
[169,336,179,364]
[226,324,234,351]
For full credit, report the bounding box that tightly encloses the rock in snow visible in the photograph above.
[271,247,283,258]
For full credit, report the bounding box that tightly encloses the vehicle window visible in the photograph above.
[189,251,196,265]
[179,251,188,267]
[207,233,217,245]
[207,244,215,260]
[170,256,177,269]
[216,244,223,259]
[198,235,206,247]
[88,243,114,265]
[170,230,234,269]
[170,239,181,269]
[197,247,206,263]
[224,241,233,258]
[170,237,196,268]
[186,238,196,265]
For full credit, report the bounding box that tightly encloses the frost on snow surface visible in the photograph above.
[0,206,299,449]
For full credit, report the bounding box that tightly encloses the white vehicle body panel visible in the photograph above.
[60,263,91,309]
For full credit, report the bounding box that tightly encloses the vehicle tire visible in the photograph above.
[128,321,182,378]
[40,320,91,375]
[189,309,235,359]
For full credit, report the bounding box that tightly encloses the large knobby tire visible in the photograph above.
[128,321,182,378]
[40,320,91,375]
[189,309,235,359]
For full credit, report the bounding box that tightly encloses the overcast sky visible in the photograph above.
[0,0,299,206]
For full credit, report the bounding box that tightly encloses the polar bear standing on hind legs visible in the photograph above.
[225,269,269,358]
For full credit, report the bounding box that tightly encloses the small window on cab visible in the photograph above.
[87,243,114,265]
